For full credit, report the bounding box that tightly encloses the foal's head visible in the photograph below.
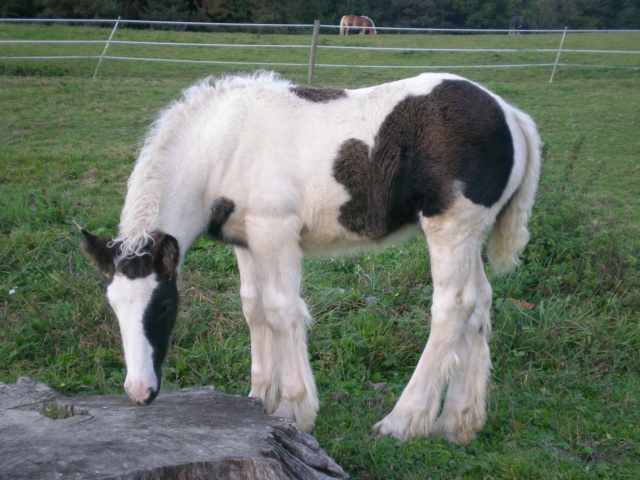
[82,230,180,405]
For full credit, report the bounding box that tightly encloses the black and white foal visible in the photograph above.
[83,71,541,445]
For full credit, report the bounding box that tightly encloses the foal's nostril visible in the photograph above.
[142,388,159,405]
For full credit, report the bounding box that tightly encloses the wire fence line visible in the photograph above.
[4,39,639,55]
[1,18,638,84]
[2,17,638,33]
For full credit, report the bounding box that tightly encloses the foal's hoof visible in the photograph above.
[372,416,411,442]
[432,416,480,446]
[272,400,317,433]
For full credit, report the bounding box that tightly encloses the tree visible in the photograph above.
[5,0,638,28]
[300,0,327,23]
[251,0,303,23]
[450,0,510,28]
[613,0,640,27]
[200,0,255,22]
[0,0,37,18]
[33,0,120,18]
[134,0,206,22]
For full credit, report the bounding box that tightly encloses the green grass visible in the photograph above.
[1,25,639,479]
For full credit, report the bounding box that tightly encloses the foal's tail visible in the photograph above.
[487,109,541,274]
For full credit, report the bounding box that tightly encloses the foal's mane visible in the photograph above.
[114,71,289,262]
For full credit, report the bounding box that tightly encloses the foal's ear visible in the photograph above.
[81,229,118,276]
[151,233,180,279]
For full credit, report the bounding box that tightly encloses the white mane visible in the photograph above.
[114,71,289,261]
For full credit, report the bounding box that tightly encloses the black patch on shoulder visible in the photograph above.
[333,79,514,239]
[207,196,247,247]
[207,197,235,239]
[290,86,347,103]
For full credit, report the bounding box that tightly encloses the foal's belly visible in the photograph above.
[299,212,420,256]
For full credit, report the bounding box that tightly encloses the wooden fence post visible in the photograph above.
[307,20,320,85]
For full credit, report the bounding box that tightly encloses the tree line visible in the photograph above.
[2,0,639,29]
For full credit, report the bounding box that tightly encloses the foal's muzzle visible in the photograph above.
[124,377,160,406]
[126,387,159,406]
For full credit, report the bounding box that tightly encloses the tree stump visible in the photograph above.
[0,377,347,479]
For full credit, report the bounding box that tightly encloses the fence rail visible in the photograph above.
[3,17,639,33]
[1,18,638,84]
[5,40,639,55]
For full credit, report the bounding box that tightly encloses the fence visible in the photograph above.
[0,18,638,84]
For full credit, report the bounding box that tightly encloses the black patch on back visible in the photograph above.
[207,196,247,247]
[291,86,347,103]
[333,79,514,239]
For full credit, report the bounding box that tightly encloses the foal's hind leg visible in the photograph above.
[235,247,280,413]
[245,216,319,432]
[374,211,483,441]
[432,249,492,445]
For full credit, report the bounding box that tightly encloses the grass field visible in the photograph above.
[1,24,639,479]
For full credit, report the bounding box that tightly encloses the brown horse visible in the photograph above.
[340,14,376,35]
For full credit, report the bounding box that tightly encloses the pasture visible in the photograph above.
[1,24,639,479]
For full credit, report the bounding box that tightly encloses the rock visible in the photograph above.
[0,377,347,480]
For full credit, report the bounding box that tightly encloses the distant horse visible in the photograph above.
[340,14,376,35]
[83,71,540,445]
[509,15,529,35]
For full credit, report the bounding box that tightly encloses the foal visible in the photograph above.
[83,71,540,445]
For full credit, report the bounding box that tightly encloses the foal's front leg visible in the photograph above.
[245,216,319,432]
[235,247,280,413]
